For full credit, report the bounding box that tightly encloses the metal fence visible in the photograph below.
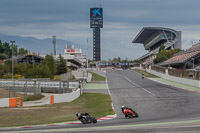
[0,81,41,99]
[0,79,81,99]
[60,71,72,81]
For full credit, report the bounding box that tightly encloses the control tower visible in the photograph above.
[90,7,103,61]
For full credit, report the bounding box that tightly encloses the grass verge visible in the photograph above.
[89,72,106,82]
[133,69,159,78]
[0,93,114,128]
[89,71,106,82]
[53,75,61,80]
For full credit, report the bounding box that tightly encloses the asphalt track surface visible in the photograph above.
[2,70,200,133]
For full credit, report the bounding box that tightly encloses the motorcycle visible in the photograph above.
[142,74,144,79]
[122,108,139,118]
[76,112,97,124]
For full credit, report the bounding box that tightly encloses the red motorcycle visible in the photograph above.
[122,107,139,118]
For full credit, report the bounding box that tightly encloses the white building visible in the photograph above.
[56,45,87,69]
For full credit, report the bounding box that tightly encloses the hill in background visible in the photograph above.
[0,33,90,56]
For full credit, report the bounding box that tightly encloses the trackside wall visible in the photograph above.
[0,98,9,107]
[53,88,81,103]
[146,69,200,88]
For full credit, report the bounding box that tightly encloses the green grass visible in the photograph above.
[0,93,114,128]
[53,75,61,80]
[133,69,159,78]
[90,72,106,82]
[23,94,45,102]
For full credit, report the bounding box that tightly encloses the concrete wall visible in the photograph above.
[0,98,9,107]
[146,69,200,87]
[53,88,80,103]
[86,73,92,82]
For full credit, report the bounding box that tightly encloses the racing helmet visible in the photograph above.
[121,105,125,108]
[76,112,79,117]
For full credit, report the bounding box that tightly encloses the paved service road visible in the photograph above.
[2,70,200,133]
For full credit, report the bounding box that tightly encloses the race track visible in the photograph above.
[2,70,200,133]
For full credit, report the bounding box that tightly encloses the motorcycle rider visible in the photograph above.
[76,112,97,124]
[121,105,139,118]
[121,105,132,112]
[121,105,134,114]
[142,74,144,79]
[76,112,90,121]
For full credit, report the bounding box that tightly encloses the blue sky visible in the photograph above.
[1,0,200,60]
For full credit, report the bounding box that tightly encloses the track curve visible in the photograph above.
[2,69,200,133]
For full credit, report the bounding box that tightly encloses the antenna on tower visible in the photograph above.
[52,36,56,58]
[87,39,89,68]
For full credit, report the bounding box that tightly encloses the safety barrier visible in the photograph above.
[9,97,23,107]
[50,95,54,104]
[49,88,80,104]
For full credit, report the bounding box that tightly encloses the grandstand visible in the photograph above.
[132,27,182,65]
[160,42,200,69]
[16,52,44,64]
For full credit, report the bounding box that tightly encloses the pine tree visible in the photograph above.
[57,54,67,74]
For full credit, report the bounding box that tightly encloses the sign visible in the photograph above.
[90,20,103,28]
[90,8,103,20]
[65,49,81,54]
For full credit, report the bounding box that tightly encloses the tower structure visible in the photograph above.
[52,36,56,58]
[90,7,103,61]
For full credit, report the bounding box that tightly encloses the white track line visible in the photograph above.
[124,76,155,97]
[106,76,117,117]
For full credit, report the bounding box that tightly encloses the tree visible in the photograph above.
[18,48,28,56]
[113,57,118,62]
[25,64,52,79]
[43,54,57,77]
[117,57,121,62]
[3,42,11,58]
[14,63,28,76]
[0,40,5,53]
[154,48,181,64]
[159,44,165,53]
[57,54,67,74]
[0,53,8,60]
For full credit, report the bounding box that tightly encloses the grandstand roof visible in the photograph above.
[132,27,178,44]
[16,54,44,64]
[160,43,200,66]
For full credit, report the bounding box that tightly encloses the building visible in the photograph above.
[132,27,182,66]
[160,42,200,69]
[16,52,44,64]
[58,45,86,69]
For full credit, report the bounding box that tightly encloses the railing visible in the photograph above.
[0,80,80,98]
